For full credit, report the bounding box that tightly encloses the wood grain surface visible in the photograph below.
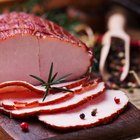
[0,102,139,140]
[125,89,140,109]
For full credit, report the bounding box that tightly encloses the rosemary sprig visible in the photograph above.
[30,62,73,102]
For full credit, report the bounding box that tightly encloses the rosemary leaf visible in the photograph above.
[47,62,53,83]
[30,75,46,84]
[51,72,58,82]
[42,88,49,102]
[42,81,60,87]
[42,83,52,87]
[55,73,72,83]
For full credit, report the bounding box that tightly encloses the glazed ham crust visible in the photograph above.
[0,12,87,45]
[0,12,93,85]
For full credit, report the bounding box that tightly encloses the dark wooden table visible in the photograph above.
[0,102,140,140]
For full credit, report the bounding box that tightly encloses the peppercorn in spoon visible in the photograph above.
[99,13,130,81]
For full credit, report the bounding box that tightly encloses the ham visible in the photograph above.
[0,12,129,131]
[0,81,105,118]
[0,12,92,85]
[0,77,97,110]
[39,90,128,130]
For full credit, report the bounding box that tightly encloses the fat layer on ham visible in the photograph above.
[0,12,92,85]
[39,90,128,130]
[0,82,105,117]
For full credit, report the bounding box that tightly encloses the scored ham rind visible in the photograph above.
[1,77,96,110]
[39,90,128,130]
[0,82,105,118]
[0,12,93,85]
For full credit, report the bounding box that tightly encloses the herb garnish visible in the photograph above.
[30,62,73,102]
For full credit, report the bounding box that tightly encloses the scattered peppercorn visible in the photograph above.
[80,113,85,119]
[20,122,29,132]
[91,108,97,116]
[114,97,120,104]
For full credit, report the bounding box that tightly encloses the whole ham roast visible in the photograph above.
[0,12,92,85]
[0,12,129,131]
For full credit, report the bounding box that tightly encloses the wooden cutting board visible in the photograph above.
[0,102,140,140]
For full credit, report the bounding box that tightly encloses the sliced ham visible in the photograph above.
[0,78,97,110]
[0,82,105,118]
[0,78,84,103]
[0,12,92,85]
[39,90,128,130]
[0,81,44,107]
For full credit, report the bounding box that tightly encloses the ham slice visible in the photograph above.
[0,77,96,110]
[0,82,105,118]
[39,90,128,130]
[0,12,92,85]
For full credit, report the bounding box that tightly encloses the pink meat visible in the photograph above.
[0,82,105,118]
[39,90,128,130]
[0,12,92,85]
[0,77,90,109]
